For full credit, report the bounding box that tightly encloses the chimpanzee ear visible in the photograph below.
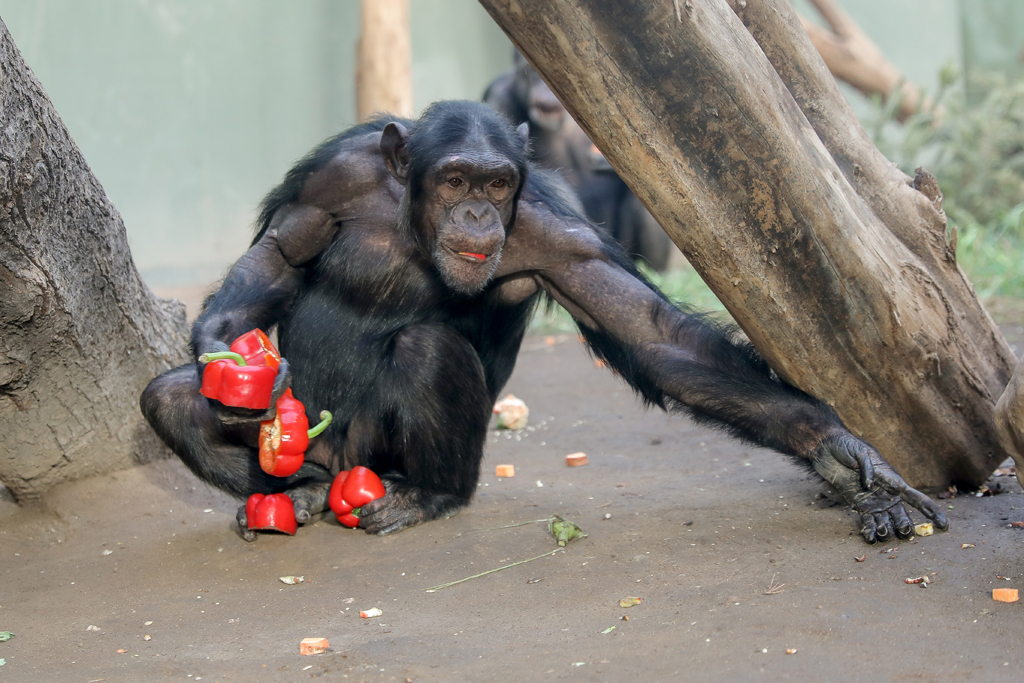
[381,122,411,185]
[515,122,530,154]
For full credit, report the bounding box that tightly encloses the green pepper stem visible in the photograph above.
[198,351,247,366]
[307,411,332,439]
[351,507,361,518]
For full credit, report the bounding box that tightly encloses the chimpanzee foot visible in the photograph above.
[358,478,464,536]
[235,505,258,542]
[233,480,331,541]
[811,432,948,543]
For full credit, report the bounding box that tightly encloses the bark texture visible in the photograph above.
[356,0,413,121]
[478,0,1017,488]
[995,359,1024,489]
[0,17,189,501]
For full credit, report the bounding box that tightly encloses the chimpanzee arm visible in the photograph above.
[191,204,335,357]
[512,199,947,543]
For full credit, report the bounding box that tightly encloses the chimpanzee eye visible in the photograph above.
[447,177,463,188]
[491,179,506,189]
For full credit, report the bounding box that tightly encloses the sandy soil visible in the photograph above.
[2,329,1024,683]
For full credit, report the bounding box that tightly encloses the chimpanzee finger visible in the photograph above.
[889,504,914,539]
[872,468,949,530]
[268,358,292,407]
[859,512,879,543]
[236,504,257,542]
[872,512,893,542]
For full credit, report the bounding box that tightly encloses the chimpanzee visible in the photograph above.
[483,51,676,270]
[141,100,947,543]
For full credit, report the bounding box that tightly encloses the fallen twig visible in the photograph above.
[452,518,555,538]
[425,548,564,592]
[764,574,786,595]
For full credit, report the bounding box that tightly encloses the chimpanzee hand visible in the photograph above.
[358,477,463,536]
[811,432,948,543]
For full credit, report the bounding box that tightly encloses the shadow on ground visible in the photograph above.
[2,332,1024,682]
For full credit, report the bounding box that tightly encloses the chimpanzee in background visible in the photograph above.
[141,100,947,542]
[483,51,677,271]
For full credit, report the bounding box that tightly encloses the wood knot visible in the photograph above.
[912,167,943,213]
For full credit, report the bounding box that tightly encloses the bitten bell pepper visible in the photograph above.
[245,493,298,535]
[328,466,386,528]
[230,329,281,370]
[199,329,281,409]
[259,389,333,477]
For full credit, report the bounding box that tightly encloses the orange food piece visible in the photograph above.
[993,588,1019,603]
[496,464,515,477]
[566,452,588,467]
[299,637,330,655]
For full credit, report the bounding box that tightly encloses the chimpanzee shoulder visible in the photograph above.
[252,115,413,246]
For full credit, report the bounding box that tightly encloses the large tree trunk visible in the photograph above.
[356,0,413,121]
[478,0,1017,489]
[0,17,189,501]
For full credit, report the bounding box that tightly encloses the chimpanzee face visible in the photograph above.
[514,52,566,132]
[381,119,527,295]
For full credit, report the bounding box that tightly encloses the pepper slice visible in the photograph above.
[329,466,386,528]
[258,389,333,477]
[245,493,297,535]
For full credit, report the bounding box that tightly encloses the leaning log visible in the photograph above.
[0,17,189,501]
[477,0,1017,488]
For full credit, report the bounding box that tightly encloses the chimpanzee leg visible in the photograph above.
[140,364,333,539]
[355,324,493,536]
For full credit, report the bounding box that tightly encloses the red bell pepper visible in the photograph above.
[198,351,277,409]
[328,466,386,527]
[259,389,332,477]
[230,329,281,370]
[199,329,281,409]
[245,493,297,535]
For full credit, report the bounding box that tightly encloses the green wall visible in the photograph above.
[0,0,511,287]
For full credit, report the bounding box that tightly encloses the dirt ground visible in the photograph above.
[2,319,1024,682]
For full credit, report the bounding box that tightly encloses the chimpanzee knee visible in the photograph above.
[141,364,331,499]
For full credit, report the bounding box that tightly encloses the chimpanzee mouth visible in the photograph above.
[445,246,491,263]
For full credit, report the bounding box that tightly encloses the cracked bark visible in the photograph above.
[478,0,1017,488]
[0,17,189,501]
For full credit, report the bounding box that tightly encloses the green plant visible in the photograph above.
[867,66,1024,304]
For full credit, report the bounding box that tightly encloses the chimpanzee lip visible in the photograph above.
[445,246,490,263]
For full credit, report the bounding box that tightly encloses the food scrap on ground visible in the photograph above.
[299,637,330,655]
[619,597,642,608]
[360,607,383,618]
[565,452,588,467]
[548,515,586,546]
[495,464,515,477]
[764,575,785,595]
[279,575,305,585]
[786,648,797,655]
[993,588,1019,603]
[601,626,616,634]
[855,555,866,562]
[1009,522,1024,528]
[914,523,933,536]
[0,632,12,642]
[962,543,976,549]
[905,576,930,585]
[493,394,529,430]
